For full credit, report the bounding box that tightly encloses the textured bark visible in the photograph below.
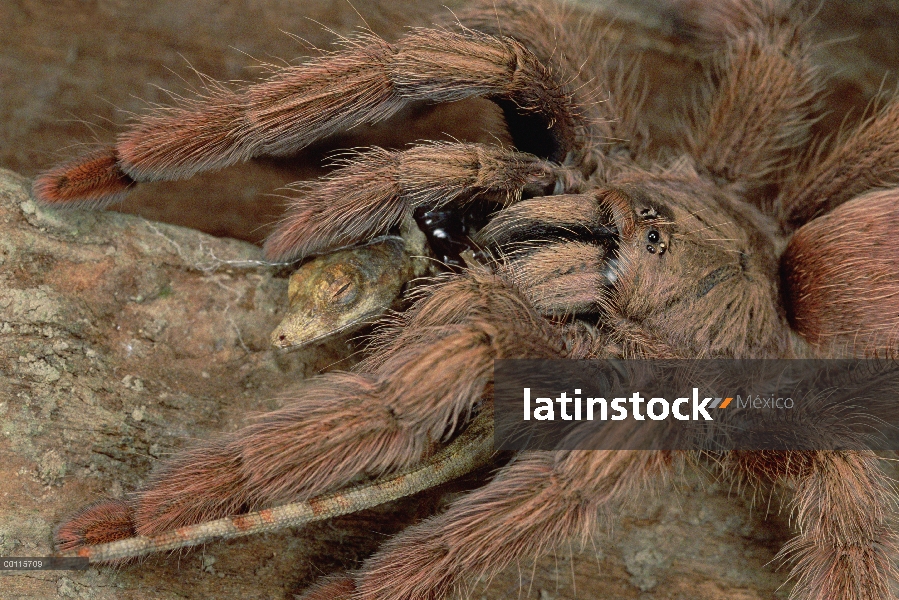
[0,167,377,598]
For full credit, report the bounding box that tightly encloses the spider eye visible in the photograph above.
[647,230,660,244]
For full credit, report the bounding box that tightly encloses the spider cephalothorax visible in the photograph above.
[590,173,787,357]
[481,170,790,359]
[30,0,899,598]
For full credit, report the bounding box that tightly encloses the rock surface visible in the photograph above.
[0,167,409,598]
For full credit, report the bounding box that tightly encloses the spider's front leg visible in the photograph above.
[33,27,590,210]
[55,268,599,550]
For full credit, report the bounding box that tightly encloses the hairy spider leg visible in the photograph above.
[263,142,586,261]
[33,28,589,208]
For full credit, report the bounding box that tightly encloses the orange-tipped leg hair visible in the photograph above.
[32,148,134,208]
[55,499,135,552]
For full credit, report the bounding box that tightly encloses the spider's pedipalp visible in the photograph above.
[502,242,616,317]
[475,193,614,247]
[476,194,622,317]
[264,142,585,261]
[354,446,672,600]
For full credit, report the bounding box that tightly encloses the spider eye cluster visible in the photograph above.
[645,229,667,255]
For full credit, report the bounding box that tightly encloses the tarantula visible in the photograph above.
[31,0,899,598]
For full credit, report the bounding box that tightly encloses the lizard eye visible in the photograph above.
[331,281,357,305]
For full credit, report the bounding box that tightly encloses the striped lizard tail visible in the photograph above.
[57,410,494,563]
